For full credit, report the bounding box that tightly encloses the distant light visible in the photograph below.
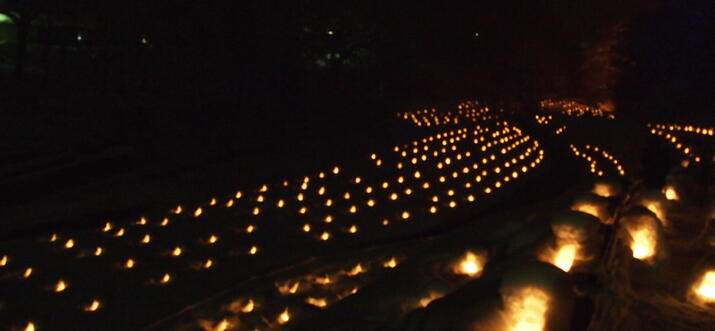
[0,14,12,24]
[141,36,148,44]
[474,32,480,38]
[327,30,334,36]
[77,33,83,41]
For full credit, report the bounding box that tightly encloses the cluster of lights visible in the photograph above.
[648,123,715,137]
[539,99,615,119]
[648,125,709,164]
[534,114,553,125]
[0,105,550,330]
[554,125,567,135]
[397,101,498,127]
[569,144,625,176]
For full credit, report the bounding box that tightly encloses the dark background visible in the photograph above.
[0,0,712,206]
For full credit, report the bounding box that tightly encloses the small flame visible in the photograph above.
[630,227,656,260]
[552,244,577,272]
[65,239,75,249]
[418,291,444,307]
[172,247,182,256]
[160,273,171,284]
[305,297,328,308]
[137,217,147,225]
[278,308,290,324]
[277,281,300,295]
[114,228,125,237]
[50,234,58,242]
[314,275,331,285]
[504,287,550,331]
[141,234,151,244]
[349,225,358,234]
[102,222,113,232]
[95,246,103,256]
[455,251,483,276]
[23,267,33,278]
[384,257,398,268]
[246,225,255,233]
[241,299,254,313]
[209,197,217,206]
[320,232,331,241]
[173,205,183,214]
[249,246,258,255]
[401,211,410,220]
[208,235,218,244]
[24,322,35,331]
[204,259,213,269]
[694,270,715,302]
[347,264,364,276]
[0,255,7,266]
[592,183,615,198]
[84,299,101,312]
[303,224,311,232]
[194,207,203,217]
[55,279,67,292]
[125,258,135,269]
[663,187,679,201]
[160,218,170,226]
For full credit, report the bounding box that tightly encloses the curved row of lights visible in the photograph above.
[1,109,548,330]
[539,99,615,119]
[569,144,626,176]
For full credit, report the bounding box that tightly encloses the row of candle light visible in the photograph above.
[569,144,626,177]
[539,99,615,119]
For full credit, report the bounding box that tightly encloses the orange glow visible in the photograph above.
[592,183,615,198]
[504,287,550,331]
[160,273,171,284]
[418,291,445,307]
[346,263,364,276]
[241,299,255,313]
[551,244,577,272]
[454,251,484,277]
[306,297,328,308]
[137,217,147,225]
[246,225,255,233]
[314,275,331,285]
[349,225,358,233]
[278,308,291,324]
[125,258,135,269]
[141,234,151,244]
[693,271,715,302]
[173,205,183,214]
[115,228,125,237]
[384,257,398,268]
[102,222,113,232]
[401,211,410,220]
[64,239,75,249]
[630,227,656,260]
[249,246,259,255]
[208,234,218,244]
[194,207,203,217]
[320,232,331,241]
[94,247,103,256]
[204,259,213,269]
[172,247,182,256]
[0,255,7,266]
[24,322,35,331]
[55,279,67,292]
[23,267,32,278]
[663,186,679,201]
[303,224,311,232]
[277,281,300,295]
[160,218,170,226]
[84,300,101,312]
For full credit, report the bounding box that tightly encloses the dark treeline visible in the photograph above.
[1,0,708,165]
